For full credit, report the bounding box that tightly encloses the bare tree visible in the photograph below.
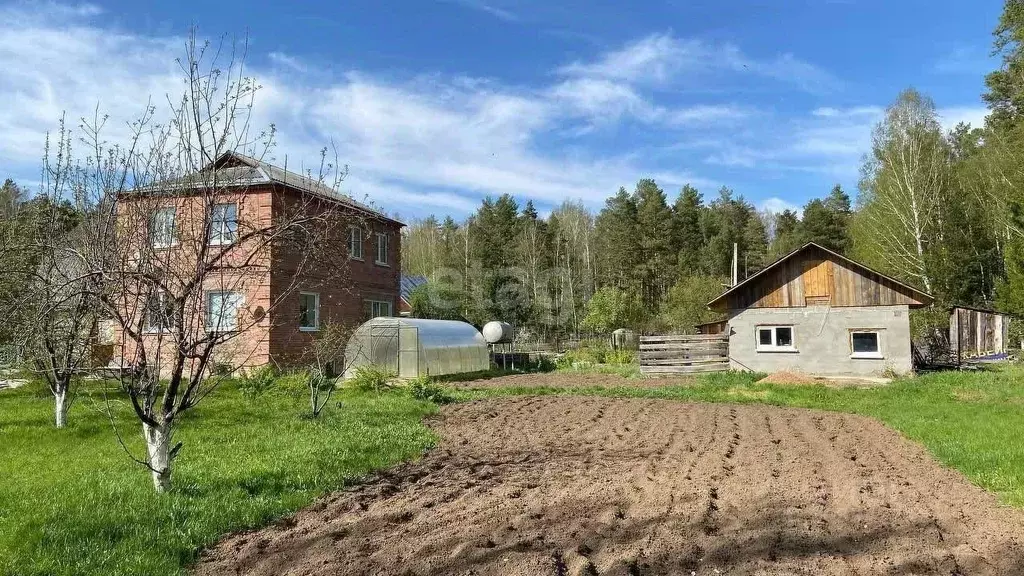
[40,31,365,492]
[10,159,97,428]
[305,321,357,418]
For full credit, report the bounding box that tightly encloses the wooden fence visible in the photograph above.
[639,334,729,375]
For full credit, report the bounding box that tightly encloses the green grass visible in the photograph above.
[8,365,1024,575]
[0,379,437,576]
[450,366,1024,506]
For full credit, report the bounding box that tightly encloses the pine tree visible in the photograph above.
[800,185,851,253]
[633,179,674,304]
[672,184,704,275]
[594,188,639,290]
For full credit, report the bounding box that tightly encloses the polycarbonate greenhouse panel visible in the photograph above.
[345,317,490,378]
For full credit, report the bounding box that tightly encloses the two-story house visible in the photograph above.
[111,151,402,372]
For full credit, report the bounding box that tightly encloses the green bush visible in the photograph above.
[535,355,557,372]
[557,342,625,368]
[604,348,637,365]
[406,376,456,404]
[238,365,278,402]
[553,342,638,376]
[348,365,399,392]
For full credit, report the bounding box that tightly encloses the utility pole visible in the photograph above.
[732,242,738,287]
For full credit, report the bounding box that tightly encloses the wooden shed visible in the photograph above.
[706,242,933,377]
[949,306,1013,360]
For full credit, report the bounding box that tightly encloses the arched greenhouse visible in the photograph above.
[344,317,490,378]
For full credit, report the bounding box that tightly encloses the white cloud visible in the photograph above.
[759,197,801,215]
[558,33,839,94]
[268,51,307,73]
[442,0,517,21]
[0,6,723,215]
[938,106,989,131]
[932,45,995,75]
[811,106,882,118]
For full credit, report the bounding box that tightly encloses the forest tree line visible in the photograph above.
[401,1,1024,343]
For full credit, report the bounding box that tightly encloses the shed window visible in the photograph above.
[299,292,319,331]
[850,331,882,359]
[755,325,796,352]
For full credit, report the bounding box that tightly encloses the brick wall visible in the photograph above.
[268,187,402,367]
[111,183,400,374]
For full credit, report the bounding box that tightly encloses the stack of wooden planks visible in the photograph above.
[639,334,729,375]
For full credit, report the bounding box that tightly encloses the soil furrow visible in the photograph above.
[195,397,1024,576]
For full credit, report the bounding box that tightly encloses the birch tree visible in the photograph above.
[856,88,949,293]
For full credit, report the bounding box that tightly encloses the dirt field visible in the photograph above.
[196,398,1024,575]
[447,371,689,389]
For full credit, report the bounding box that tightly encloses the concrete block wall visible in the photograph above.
[727,305,912,377]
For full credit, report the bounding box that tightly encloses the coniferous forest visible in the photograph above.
[400,1,1024,342]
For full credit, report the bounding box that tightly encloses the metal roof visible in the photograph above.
[400,275,428,304]
[133,151,403,226]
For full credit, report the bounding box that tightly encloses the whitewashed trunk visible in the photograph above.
[54,388,68,429]
[144,422,172,492]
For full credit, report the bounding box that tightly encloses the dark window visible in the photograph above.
[144,290,175,332]
[775,327,793,347]
[758,329,772,346]
[852,332,879,354]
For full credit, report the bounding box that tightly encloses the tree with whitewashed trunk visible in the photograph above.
[0,126,99,429]
[40,31,360,492]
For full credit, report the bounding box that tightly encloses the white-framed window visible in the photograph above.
[366,299,392,319]
[209,203,238,246]
[149,207,177,248]
[144,290,175,333]
[850,330,883,359]
[375,232,389,266]
[206,290,244,333]
[755,325,797,352]
[348,226,364,260]
[299,292,320,331]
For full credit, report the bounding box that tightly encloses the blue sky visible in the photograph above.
[0,0,1004,219]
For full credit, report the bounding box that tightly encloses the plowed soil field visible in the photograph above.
[196,397,1024,575]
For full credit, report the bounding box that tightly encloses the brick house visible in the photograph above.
[110,151,402,372]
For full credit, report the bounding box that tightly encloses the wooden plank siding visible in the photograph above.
[639,335,729,375]
[713,245,929,311]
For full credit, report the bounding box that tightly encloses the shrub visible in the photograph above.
[406,376,456,404]
[348,365,399,392]
[238,365,278,402]
[535,355,557,372]
[604,348,637,365]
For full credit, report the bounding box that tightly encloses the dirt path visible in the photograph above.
[195,398,1024,575]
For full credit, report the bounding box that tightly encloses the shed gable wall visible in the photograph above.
[722,247,924,310]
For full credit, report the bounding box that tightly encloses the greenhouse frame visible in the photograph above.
[344,317,490,378]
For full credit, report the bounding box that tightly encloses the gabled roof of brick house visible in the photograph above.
[136,151,403,226]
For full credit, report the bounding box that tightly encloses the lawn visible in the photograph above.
[5,365,1024,576]
[451,365,1024,506]
[0,378,437,576]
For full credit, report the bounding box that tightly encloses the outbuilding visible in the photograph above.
[707,243,933,377]
[949,305,1014,361]
[344,317,490,378]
